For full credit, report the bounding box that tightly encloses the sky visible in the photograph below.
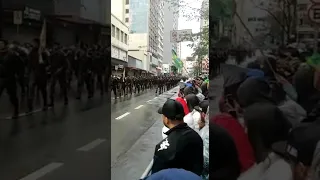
[178,0,203,59]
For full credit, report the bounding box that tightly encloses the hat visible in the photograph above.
[158,99,185,120]
[146,168,202,180]
[198,100,209,113]
[272,123,320,166]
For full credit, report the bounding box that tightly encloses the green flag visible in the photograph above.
[307,53,320,71]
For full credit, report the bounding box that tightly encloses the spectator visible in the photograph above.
[198,105,209,179]
[209,123,241,180]
[153,99,203,175]
[184,94,201,131]
[237,77,291,163]
[146,169,201,180]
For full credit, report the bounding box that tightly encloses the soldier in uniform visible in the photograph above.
[48,46,69,107]
[76,46,93,99]
[0,39,21,133]
[27,38,49,112]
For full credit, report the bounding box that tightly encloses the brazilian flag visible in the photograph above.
[172,49,183,70]
[307,53,320,71]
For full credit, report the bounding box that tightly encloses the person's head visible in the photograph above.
[158,99,185,129]
[272,124,320,180]
[185,94,200,112]
[32,38,40,48]
[0,39,8,50]
[184,86,196,97]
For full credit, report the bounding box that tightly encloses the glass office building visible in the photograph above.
[129,0,149,33]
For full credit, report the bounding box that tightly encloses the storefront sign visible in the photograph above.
[13,11,23,24]
[24,7,41,21]
[111,45,127,62]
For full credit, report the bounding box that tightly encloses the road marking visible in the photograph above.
[19,162,63,180]
[77,138,106,151]
[146,100,152,102]
[134,105,144,109]
[115,112,130,120]
[4,108,51,120]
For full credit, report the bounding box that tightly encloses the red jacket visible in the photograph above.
[211,113,255,172]
[175,97,189,115]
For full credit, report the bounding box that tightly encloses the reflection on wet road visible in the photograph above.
[0,87,177,180]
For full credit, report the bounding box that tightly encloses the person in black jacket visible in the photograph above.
[152,99,203,176]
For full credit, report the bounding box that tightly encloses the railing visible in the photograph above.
[139,159,154,180]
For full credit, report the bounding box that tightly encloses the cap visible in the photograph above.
[158,99,185,120]
[147,168,201,180]
[272,123,320,166]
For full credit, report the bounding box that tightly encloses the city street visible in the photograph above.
[0,87,177,180]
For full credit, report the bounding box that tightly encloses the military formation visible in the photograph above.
[0,38,184,129]
[111,75,183,98]
[0,38,110,123]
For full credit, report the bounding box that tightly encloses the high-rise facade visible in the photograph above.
[163,0,179,64]
[111,0,129,73]
[126,0,164,74]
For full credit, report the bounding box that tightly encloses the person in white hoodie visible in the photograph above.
[184,94,201,131]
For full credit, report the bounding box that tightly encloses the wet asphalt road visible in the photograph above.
[0,86,178,180]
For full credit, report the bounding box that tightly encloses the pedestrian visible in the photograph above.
[153,99,203,175]
[237,77,292,163]
[209,122,241,180]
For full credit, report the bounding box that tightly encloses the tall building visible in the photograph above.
[111,0,129,74]
[163,0,179,65]
[126,0,164,74]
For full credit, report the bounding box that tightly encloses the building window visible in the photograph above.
[126,9,129,13]
[126,0,129,4]
[125,34,128,44]
[111,25,115,37]
[121,31,124,42]
[116,28,120,40]
[125,18,129,22]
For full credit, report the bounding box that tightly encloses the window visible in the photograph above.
[126,9,129,13]
[126,0,129,4]
[125,34,128,44]
[125,18,129,22]
[116,28,120,40]
[112,25,115,37]
[121,31,124,42]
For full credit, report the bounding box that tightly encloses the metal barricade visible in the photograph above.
[139,159,154,180]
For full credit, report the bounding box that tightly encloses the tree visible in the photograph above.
[248,0,297,44]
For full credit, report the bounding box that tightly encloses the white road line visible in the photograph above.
[115,112,130,120]
[77,138,106,151]
[146,100,152,102]
[134,105,144,109]
[19,162,63,180]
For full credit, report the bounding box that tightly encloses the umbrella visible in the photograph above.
[220,64,249,88]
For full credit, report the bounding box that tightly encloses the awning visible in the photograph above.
[47,15,108,27]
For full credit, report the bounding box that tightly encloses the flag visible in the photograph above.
[307,53,320,90]
[38,19,47,64]
[171,49,183,69]
[307,53,320,71]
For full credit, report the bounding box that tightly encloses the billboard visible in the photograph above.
[170,29,192,42]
